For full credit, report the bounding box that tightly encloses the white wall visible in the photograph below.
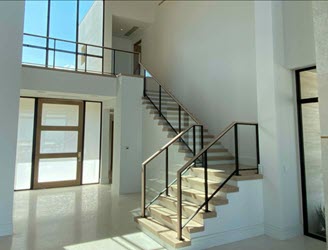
[109,1,157,24]
[78,1,104,73]
[22,66,117,97]
[0,0,25,236]
[112,36,134,75]
[282,1,316,69]
[254,1,303,239]
[312,1,328,240]
[141,1,258,135]
[112,75,143,194]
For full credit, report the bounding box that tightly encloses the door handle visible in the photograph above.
[78,152,82,162]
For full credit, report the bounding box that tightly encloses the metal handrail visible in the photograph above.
[176,121,260,240]
[22,33,140,75]
[141,124,203,218]
[24,33,139,55]
[140,62,201,125]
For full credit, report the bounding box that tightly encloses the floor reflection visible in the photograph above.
[1,185,144,250]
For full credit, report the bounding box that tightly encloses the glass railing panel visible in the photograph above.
[146,151,165,207]
[114,50,135,75]
[178,123,259,237]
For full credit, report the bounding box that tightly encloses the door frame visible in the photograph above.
[33,98,84,189]
[133,40,141,75]
[295,66,326,242]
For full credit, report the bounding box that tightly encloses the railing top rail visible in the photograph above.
[143,124,201,166]
[177,121,258,175]
[23,32,139,55]
[140,62,201,125]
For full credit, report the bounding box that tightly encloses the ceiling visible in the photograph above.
[112,15,150,39]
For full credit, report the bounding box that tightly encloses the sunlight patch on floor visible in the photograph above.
[64,232,165,250]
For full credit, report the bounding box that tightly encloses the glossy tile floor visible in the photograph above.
[0,185,325,250]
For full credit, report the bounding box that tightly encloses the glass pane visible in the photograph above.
[114,51,134,75]
[38,158,77,183]
[300,70,318,99]
[42,104,79,126]
[78,0,103,46]
[15,98,35,190]
[82,102,101,184]
[24,0,48,36]
[302,103,324,237]
[40,131,78,154]
[49,0,77,41]
[54,52,76,70]
[49,0,77,69]
[78,0,103,73]
[22,47,46,66]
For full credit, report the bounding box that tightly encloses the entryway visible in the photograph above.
[14,97,102,190]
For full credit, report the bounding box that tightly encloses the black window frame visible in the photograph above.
[296,66,326,242]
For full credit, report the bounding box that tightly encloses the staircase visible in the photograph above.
[135,70,263,249]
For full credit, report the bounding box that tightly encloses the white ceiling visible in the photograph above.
[112,15,150,39]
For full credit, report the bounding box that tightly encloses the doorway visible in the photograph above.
[134,40,141,75]
[296,67,326,241]
[33,99,84,189]
[14,97,102,190]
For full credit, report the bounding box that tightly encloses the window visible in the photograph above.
[296,67,325,241]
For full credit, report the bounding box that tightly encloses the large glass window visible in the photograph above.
[82,102,102,184]
[14,98,35,190]
[23,0,103,72]
[22,0,48,66]
[296,68,325,241]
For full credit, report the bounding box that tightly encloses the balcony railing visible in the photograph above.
[22,33,140,76]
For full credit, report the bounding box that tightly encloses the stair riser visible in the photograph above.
[146,105,183,111]
[149,208,192,239]
[185,152,232,158]
[181,182,228,199]
[190,171,238,186]
[181,178,238,194]
[135,217,191,248]
[158,197,217,224]
[207,160,236,165]
[169,187,227,207]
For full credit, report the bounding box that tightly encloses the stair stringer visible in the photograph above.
[179,179,264,250]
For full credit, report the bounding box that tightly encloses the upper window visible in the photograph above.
[22,0,103,72]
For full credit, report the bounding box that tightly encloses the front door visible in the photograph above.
[33,99,84,189]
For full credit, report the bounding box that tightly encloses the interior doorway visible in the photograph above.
[134,40,141,75]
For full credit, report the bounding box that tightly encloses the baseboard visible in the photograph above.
[264,223,303,240]
[182,224,264,250]
[138,223,264,250]
[0,223,13,237]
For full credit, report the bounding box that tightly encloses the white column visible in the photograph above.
[112,75,143,194]
[254,1,302,239]
[312,1,328,242]
[0,0,25,236]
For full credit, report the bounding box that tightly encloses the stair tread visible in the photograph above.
[149,204,204,229]
[159,195,217,216]
[191,167,263,181]
[186,155,234,160]
[181,175,239,192]
[170,184,229,201]
[135,217,191,248]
